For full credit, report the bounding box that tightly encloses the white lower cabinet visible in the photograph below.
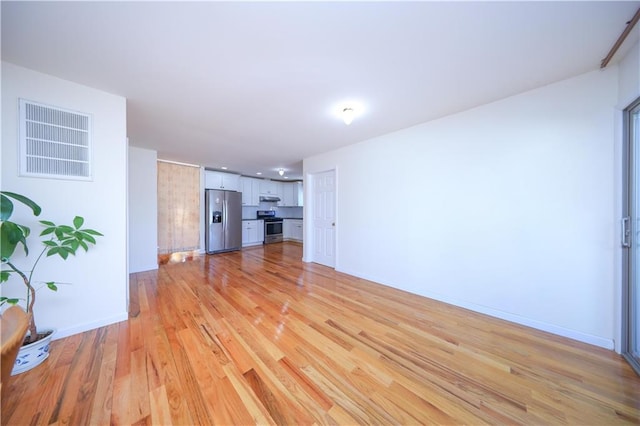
[242,220,264,247]
[283,220,292,239]
[257,220,264,243]
[283,219,303,242]
[292,220,303,241]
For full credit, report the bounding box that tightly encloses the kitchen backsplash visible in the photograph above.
[242,205,303,219]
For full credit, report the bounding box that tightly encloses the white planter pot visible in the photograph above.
[11,329,55,375]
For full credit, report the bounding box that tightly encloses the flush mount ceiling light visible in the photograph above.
[331,101,365,125]
[342,107,355,125]
[278,168,285,176]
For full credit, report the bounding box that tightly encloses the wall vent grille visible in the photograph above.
[19,99,92,180]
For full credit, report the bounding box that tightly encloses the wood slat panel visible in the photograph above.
[1,242,639,425]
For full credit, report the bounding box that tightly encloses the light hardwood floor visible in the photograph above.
[2,242,639,425]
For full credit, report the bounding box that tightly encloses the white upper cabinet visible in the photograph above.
[297,182,303,206]
[259,179,278,195]
[282,183,295,206]
[276,181,285,202]
[281,182,303,207]
[211,175,301,207]
[240,176,261,206]
[205,171,240,191]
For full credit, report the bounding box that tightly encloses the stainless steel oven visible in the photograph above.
[257,211,283,244]
[264,219,283,244]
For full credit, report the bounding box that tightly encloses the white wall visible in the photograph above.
[1,62,128,339]
[618,40,639,109]
[128,146,158,273]
[304,67,620,349]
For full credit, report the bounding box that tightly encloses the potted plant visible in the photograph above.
[0,191,102,374]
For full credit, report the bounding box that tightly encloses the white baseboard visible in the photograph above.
[338,267,615,351]
[242,242,263,248]
[52,312,129,341]
[129,264,158,274]
[451,299,614,350]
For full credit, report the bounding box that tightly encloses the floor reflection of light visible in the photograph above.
[170,252,186,263]
[274,321,286,340]
[273,301,290,340]
[220,275,229,290]
[160,250,199,265]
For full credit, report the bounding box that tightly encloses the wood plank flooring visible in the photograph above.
[2,242,639,425]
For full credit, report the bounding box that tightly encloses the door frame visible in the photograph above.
[622,95,640,375]
[303,168,337,267]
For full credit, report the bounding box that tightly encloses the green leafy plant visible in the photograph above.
[0,191,103,344]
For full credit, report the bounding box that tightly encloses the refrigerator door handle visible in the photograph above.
[222,199,227,233]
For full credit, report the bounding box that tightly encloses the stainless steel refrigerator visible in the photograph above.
[205,189,242,254]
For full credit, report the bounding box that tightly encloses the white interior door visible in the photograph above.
[312,170,335,267]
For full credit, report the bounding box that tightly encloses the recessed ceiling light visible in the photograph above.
[256,172,262,175]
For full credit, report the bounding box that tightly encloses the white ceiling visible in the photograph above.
[2,1,639,180]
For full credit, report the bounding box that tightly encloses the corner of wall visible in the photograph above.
[618,40,640,108]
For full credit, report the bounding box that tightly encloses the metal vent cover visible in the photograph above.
[19,99,92,180]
